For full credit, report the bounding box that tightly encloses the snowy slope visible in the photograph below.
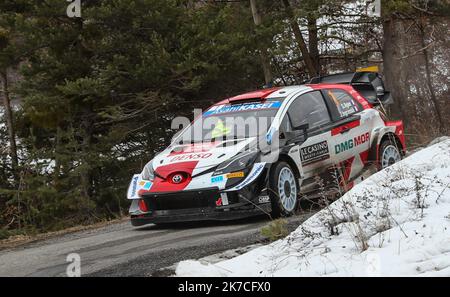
[176,139,450,276]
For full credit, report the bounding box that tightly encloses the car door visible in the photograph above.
[282,91,334,180]
[322,88,370,182]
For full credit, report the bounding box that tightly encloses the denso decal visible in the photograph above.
[335,132,370,154]
[170,152,212,162]
[169,142,217,156]
[300,141,330,165]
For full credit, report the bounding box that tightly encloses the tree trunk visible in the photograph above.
[282,0,317,77]
[250,0,273,85]
[307,16,320,73]
[0,71,19,174]
[418,21,444,133]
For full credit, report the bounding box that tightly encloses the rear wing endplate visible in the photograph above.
[309,67,393,105]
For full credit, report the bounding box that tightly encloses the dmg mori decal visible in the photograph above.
[300,141,330,165]
[335,132,370,154]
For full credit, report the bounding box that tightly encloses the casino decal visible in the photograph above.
[300,141,330,165]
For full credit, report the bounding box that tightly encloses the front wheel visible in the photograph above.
[379,139,402,170]
[269,161,299,218]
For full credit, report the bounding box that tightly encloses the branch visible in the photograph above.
[396,25,436,60]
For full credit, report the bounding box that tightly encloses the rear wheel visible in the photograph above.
[379,139,402,170]
[269,161,298,218]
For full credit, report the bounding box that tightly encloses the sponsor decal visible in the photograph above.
[169,142,217,156]
[170,152,212,162]
[339,100,358,117]
[143,181,152,190]
[130,176,139,197]
[138,181,146,186]
[335,132,370,154]
[226,171,245,178]
[232,163,265,190]
[203,101,281,117]
[211,175,224,183]
[300,141,330,165]
[258,195,270,203]
[327,90,359,117]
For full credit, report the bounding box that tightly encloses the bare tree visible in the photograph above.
[250,0,273,85]
[382,3,449,142]
[307,15,320,73]
[282,0,317,77]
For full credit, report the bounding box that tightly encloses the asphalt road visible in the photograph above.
[0,212,315,277]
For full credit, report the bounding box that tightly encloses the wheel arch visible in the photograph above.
[369,129,405,165]
[269,153,301,180]
[380,132,405,156]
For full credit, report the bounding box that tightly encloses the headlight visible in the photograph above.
[141,160,155,180]
[216,151,258,173]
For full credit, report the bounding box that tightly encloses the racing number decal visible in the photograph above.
[300,141,330,166]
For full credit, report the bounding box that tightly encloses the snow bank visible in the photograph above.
[176,139,450,276]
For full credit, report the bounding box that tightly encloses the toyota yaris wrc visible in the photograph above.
[127,71,406,226]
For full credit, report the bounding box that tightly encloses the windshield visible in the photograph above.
[176,99,283,144]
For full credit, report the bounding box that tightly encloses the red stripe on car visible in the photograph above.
[331,120,360,136]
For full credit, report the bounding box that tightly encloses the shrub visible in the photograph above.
[261,219,289,242]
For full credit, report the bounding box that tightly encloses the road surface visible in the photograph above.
[0,212,315,277]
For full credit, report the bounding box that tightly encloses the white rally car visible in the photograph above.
[127,71,406,226]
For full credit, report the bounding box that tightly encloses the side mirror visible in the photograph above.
[297,123,309,140]
[284,123,309,143]
[294,123,309,132]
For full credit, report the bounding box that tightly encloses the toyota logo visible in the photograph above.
[171,174,183,184]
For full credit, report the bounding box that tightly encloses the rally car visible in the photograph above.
[127,70,406,226]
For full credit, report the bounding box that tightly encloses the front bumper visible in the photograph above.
[131,204,270,225]
[130,168,270,225]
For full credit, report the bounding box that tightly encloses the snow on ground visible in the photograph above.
[176,139,450,276]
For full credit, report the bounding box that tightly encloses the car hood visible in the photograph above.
[152,137,258,178]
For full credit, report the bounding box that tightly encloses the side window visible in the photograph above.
[326,89,361,118]
[287,91,331,129]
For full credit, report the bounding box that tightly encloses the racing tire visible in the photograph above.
[378,138,402,170]
[269,161,299,218]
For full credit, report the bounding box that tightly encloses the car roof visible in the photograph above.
[213,84,357,106]
[265,85,310,99]
[214,85,310,105]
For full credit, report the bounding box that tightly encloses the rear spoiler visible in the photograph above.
[309,68,393,106]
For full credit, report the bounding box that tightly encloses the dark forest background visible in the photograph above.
[0,0,448,239]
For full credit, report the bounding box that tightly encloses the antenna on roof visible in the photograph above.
[262,82,274,89]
